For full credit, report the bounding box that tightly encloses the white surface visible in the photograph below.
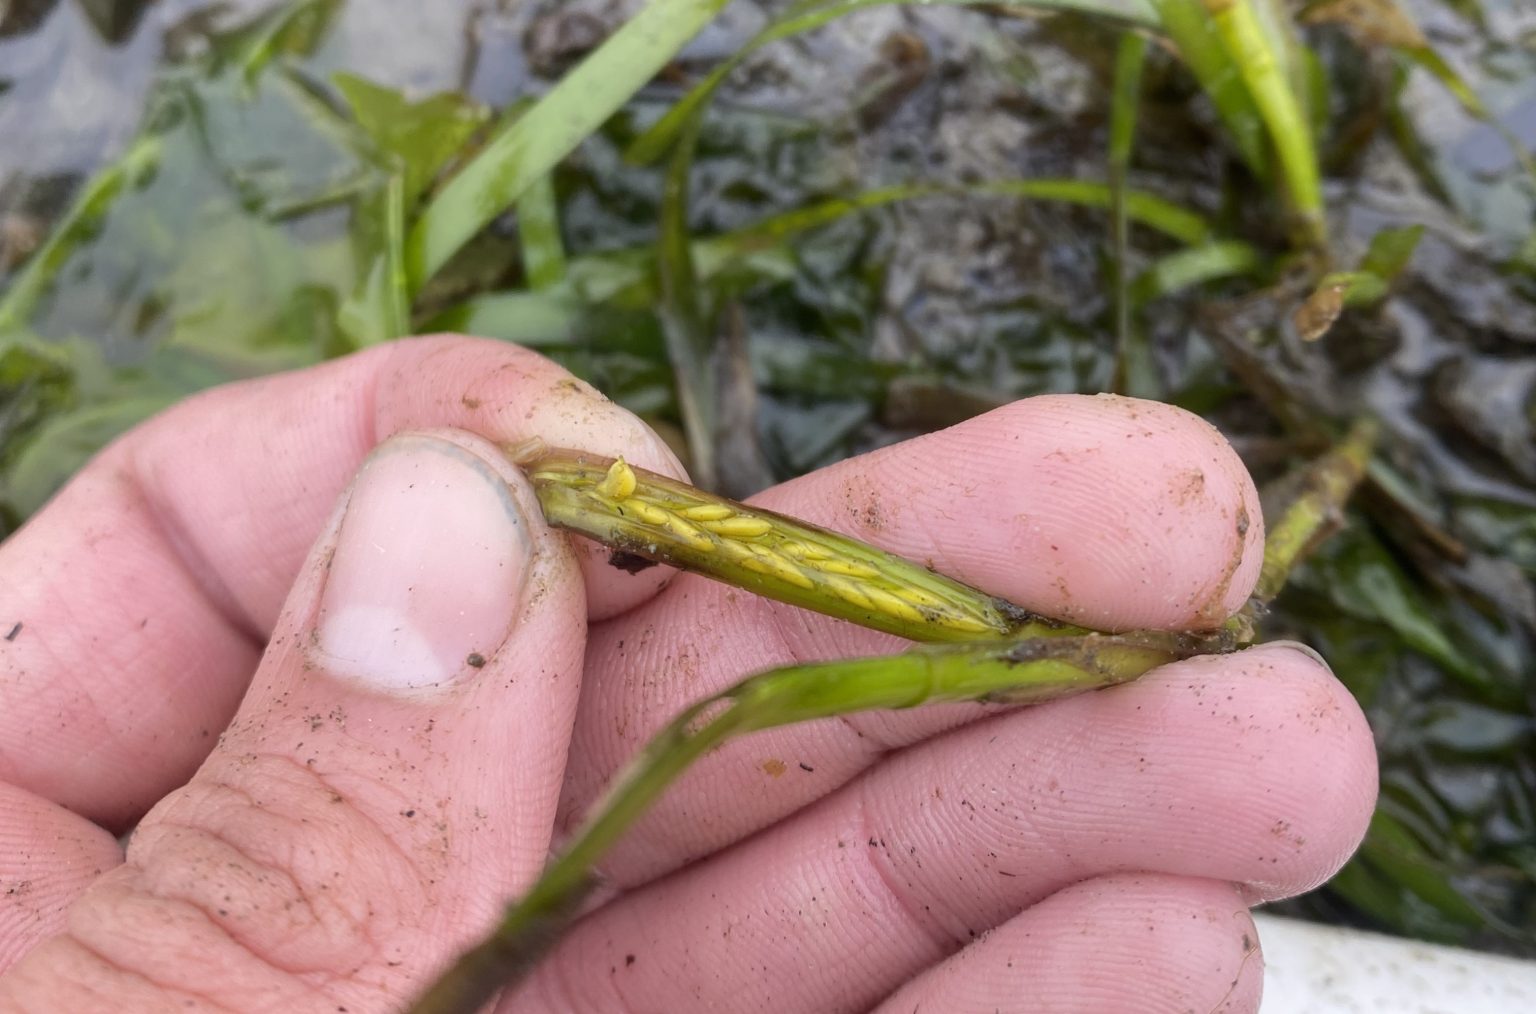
[1256,913,1536,1013]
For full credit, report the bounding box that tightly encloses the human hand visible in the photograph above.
[0,336,1377,1012]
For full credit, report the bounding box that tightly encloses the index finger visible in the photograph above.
[0,335,685,828]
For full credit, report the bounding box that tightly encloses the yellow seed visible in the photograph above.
[891,585,951,611]
[681,504,735,522]
[716,539,756,563]
[780,541,833,561]
[596,458,638,500]
[824,576,874,610]
[936,613,996,634]
[624,499,672,526]
[808,557,880,579]
[702,516,773,539]
[664,514,717,553]
[741,547,815,589]
[863,587,926,624]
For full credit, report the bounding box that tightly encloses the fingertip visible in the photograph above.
[1133,640,1378,902]
[1229,641,1379,902]
[873,874,1263,1014]
[376,335,690,620]
[0,782,124,972]
[933,393,1264,629]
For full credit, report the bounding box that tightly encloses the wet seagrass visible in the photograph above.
[404,438,1343,1014]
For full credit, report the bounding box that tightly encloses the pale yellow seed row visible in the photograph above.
[739,545,816,589]
[810,557,880,579]
[575,458,1000,634]
[661,512,716,554]
[680,504,734,522]
[700,516,773,539]
[780,541,834,562]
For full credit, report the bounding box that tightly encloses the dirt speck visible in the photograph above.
[1169,467,1207,506]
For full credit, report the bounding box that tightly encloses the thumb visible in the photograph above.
[0,431,586,1011]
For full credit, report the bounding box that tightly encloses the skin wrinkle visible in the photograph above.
[37,934,241,1014]
[124,753,424,973]
[127,817,370,975]
[852,790,966,961]
[3,565,232,826]
[127,448,268,648]
[83,874,311,992]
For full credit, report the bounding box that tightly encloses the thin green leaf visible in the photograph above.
[1361,809,1488,928]
[1295,526,1514,702]
[1132,240,1263,300]
[1203,0,1326,244]
[338,172,409,345]
[1359,224,1424,282]
[0,135,163,335]
[700,179,1213,267]
[655,119,717,487]
[221,0,341,84]
[429,176,1218,346]
[1152,0,1270,178]
[627,0,1159,165]
[1109,31,1149,394]
[516,173,567,291]
[409,626,1213,1013]
[6,395,178,516]
[419,290,581,344]
[406,0,734,291]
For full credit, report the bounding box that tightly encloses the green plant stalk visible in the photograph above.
[0,135,163,336]
[1254,416,1378,602]
[702,178,1214,256]
[1108,31,1149,393]
[1131,239,1263,301]
[517,447,1064,642]
[1152,0,1271,179]
[516,173,567,292]
[655,117,719,489]
[338,171,409,345]
[404,0,732,291]
[1203,0,1326,246]
[405,628,1214,1014]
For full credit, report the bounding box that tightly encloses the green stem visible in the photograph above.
[1204,0,1326,246]
[0,135,163,335]
[1108,31,1149,393]
[1255,416,1378,602]
[516,173,567,291]
[655,118,718,488]
[403,0,732,291]
[405,629,1220,1014]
